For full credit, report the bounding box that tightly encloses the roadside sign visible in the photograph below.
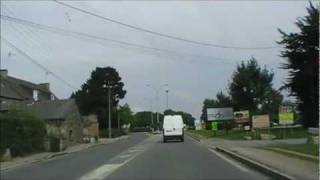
[279,106,294,125]
[233,110,249,124]
[252,115,270,129]
[279,112,294,125]
[207,108,233,121]
[244,125,250,131]
[211,122,218,131]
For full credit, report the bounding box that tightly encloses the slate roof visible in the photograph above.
[14,99,79,120]
[0,75,53,100]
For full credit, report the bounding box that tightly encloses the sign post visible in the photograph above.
[279,106,294,138]
[211,121,218,136]
[252,115,270,139]
[207,108,233,135]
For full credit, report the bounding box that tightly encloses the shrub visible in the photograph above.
[99,128,126,138]
[0,110,46,157]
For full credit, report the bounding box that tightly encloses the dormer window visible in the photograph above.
[33,90,39,101]
[51,94,55,101]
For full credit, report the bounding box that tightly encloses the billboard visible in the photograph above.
[233,110,250,124]
[252,115,270,129]
[279,113,294,125]
[194,120,202,130]
[279,106,294,125]
[207,108,233,121]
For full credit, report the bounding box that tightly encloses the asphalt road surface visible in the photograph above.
[1,133,270,180]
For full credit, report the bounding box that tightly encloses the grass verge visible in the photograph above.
[187,127,310,140]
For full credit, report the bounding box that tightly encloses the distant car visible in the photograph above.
[163,115,184,143]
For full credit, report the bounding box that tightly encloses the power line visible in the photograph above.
[1,37,78,90]
[53,0,280,50]
[1,14,238,64]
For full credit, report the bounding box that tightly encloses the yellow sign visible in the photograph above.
[279,112,294,125]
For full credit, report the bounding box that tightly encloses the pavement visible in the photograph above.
[200,138,318,180]
[1,133,269,180]
[0,135,129,171]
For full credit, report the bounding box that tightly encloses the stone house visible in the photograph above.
[12,99,83,149]
[0,69,56,111]
[82,114,99,142]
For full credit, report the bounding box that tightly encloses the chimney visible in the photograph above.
[0,69,8,78]
[38,83,50,91]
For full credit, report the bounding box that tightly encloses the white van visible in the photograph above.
[163,115,184,142]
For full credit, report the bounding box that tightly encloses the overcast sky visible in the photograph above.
[0,1,317,118]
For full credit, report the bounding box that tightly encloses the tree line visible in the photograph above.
[201,4,318,128]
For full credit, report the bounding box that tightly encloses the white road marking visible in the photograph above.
[79,136,155,180]
[208,148,249,172]
[119,154,131,159]
[79,164,122,180]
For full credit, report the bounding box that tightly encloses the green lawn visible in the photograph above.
[187,127,310,140]
[187,129,247,140]
[268,143,319,157]
[256,127,309,139]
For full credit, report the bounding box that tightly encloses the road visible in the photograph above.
[1,133,269,180]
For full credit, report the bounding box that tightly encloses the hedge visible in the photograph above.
[99,128,127,138]
[0,110,46,157]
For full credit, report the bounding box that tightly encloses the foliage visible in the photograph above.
[229,58,283,121]
[118,103,134,126]
[99,128,127,138]
[277,3,319,127]
[200,91,232,121]
[188,127,309,141]
[0,110,46,157]
[163,109,196,127]
[71,67,126,129]
[132,111,162,128]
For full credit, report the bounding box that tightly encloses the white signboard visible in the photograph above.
[194,119,202,130]
[207,108,233,121]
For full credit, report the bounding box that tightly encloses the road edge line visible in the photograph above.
[208,148,249,172]
[185,132,201,142]
[215,147,296,180]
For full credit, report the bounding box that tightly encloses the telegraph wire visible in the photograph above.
[53,0,280,50]
[1,14,239,64]
[1,37,78,90]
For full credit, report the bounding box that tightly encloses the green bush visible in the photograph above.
[99,128,126,138]
[0,110,46,157]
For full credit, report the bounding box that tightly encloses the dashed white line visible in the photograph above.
[208,148,249,172]
[79,164,122,180]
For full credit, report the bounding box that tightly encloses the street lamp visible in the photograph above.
[146,83,168,131]
[104,80,112,138]
[165,89,169,109]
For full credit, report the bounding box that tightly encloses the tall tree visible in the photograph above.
[118,103,133,126]
[133,111,162,128]
[229,58,283,121]
[278,3,319,127]
[71,67,126,129]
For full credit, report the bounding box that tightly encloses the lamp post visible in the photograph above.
[146,83,168,131]
[104,80,112,138]
[165,90,169,109]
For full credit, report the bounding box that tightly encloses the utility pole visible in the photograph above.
[165,90,169,109]
[108,83,112,138]
[118,109,120,130]
[146,84,168,132]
